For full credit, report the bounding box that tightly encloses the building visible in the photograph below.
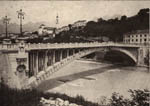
[72,20,87,28]
[55,20,87,34]
[38,24,56,38]
[60,26,69,32]
[123,29,150,44]
[38,24,46,36]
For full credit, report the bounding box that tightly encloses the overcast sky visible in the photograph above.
[0,1,149,27]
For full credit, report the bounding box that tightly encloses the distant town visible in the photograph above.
[0,8,149,45]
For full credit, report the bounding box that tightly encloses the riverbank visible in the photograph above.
[1,80,149,106]
[0,83,100,106]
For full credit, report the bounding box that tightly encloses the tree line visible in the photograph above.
[55,8,149,43]
[83,8,149,42]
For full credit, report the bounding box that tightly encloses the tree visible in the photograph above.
[129,89,149,106]
[109,89,149,106]
[121,15,127,21]
[109,92,131,106]
[68,24,72,31]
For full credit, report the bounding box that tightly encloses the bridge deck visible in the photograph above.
[0,42,144,51]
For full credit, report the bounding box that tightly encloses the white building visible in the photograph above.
[38,24,56,38]
[72,20,87,28]
[38,24,46,36]
[55,20,87,34]
[60,26,69,32]
[123,29,150,44]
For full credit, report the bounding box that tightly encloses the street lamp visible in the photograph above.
[17,9,25,36]
[3,16,10,38]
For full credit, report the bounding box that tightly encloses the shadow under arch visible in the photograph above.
[104,49,137,66]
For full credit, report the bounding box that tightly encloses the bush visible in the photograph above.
[109,89,149,106]
[0,83,100,106]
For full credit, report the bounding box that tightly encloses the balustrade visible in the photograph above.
[0,42,144,51]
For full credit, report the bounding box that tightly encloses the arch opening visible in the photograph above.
[104,50,136,66]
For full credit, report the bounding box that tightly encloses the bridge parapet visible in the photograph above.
[0,42,146,51]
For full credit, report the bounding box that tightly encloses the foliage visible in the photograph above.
[0,83,99,106]
[109,89,149,106]
[55,8,149,43]
[83,8,149,42]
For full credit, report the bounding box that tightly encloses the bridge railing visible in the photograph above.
[0,44,18,50]
[0,42,146,51]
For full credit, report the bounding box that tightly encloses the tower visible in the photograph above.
[55,13,59,35]
[56,13,59,28]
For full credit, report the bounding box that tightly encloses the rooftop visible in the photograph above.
[44,27,55,30]
[124,29,149,35]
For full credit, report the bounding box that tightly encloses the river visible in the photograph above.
[38,59,150,103]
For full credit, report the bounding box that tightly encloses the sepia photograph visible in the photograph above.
[0,0,150,106]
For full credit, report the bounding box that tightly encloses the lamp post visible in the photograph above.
[3,16,10,38]
[17,9,25,36]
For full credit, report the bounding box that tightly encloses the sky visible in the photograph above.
[0,1,150,27]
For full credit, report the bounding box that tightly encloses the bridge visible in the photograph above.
[0,42,149,89]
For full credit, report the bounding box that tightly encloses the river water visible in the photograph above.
[41,60,150,102]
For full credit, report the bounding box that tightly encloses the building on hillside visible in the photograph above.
[55,28,61,34]
[87,36,109,42]
[43,27,56,38]
[55,26,69,34]
[55,20,86,34]
[38,24,46,36]
[123,29,150,44]
[60,26,69,32]
[38,24,56,38]
[72,20,87,28]
[22,31,32,36]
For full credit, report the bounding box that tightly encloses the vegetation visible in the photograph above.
[0,83,99,106]
[0,82,150,106]
[109,89,149,106]
[1,8,148,44]
[55,8,149,43]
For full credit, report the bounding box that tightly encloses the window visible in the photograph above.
[136,39,138,42]
[140,39,142,42]
[140,35,142,37]
[144,39,147,42]
[145,34,147,37]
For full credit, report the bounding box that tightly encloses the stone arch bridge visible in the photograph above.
[0,42,149,89]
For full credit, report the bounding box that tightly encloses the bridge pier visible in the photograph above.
[137,48,142,66]
[47,50,52,66]
[35,52,39,77]
[67,49,69,57]
[44,51,48,71]
[52,50,55,64]
[62,49,66,59]
[60,50,63,61]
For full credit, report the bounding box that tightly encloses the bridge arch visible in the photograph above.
[106,48,137,64]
